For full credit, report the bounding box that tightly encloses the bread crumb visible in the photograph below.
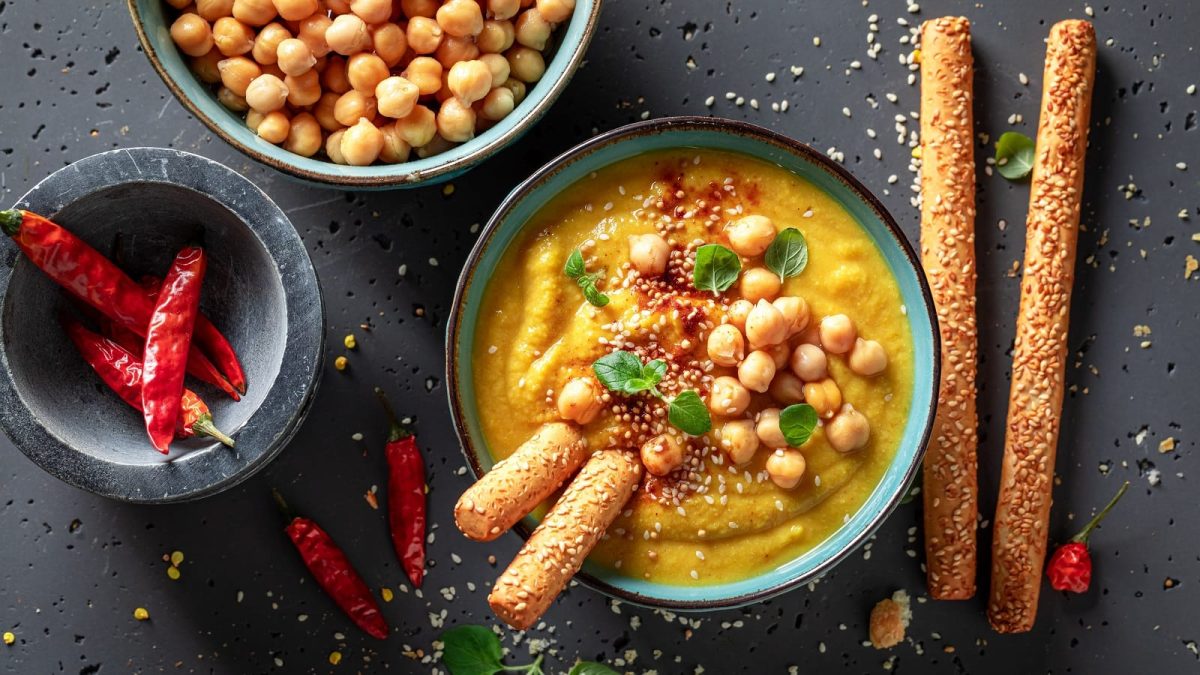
[869,590,911,649]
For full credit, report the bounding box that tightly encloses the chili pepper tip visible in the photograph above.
[0,209,23,237]
[271,489,296,521]
[374,387,411,442]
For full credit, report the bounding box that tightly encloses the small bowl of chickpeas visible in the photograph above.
[128,0,601,188]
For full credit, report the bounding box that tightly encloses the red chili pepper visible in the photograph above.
[1046,481,1129,594]
[62,317,234,447]
[375,387,426,587]
[0,209,245,398]
[142,247,207,454]
[273,490,389,640]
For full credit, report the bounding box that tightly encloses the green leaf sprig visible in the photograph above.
[564,249,609,307]
[692,243,741,293]
[994,131,1035,180]
[592,350,712,435]
[778,403,818,447]
[440,625,615,675]
[568,663,621,675]
[764,228,809,282]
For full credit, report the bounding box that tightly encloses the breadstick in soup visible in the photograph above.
[988,19,1096,634]
[918,15,979,601]
[488,449,642,629]
[454,422,587,542]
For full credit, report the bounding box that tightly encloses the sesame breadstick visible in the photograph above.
[918,16,979,601]
[454,422,587,542]
[988,19,1096,634]
[488,449,642,630]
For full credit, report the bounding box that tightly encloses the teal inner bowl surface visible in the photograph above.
[450,118,938,608]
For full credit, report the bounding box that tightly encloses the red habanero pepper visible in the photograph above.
[142,247,207,454]
[375,387,426,587]
[273,491,389,640]
[62,317,234,447]
[1046,481,1130,594]
[0,209,244,399]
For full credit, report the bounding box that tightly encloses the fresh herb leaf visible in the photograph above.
[764,228,809,282]
[644,359,667,382]
[693,244,742,293]
[779,403,819,447]
[668,390,712,436]
[568,663,621,675]
[581,282,610,307]
[440,625,504,675]
[564,250,610,307]
[593,351,659,395]
[564,249,586,279]
[994,131,1035,180]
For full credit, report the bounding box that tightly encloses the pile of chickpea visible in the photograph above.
[555,214,891,491]
[165,0,573,165]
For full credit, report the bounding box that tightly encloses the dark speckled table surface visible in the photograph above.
[2,0,1199,673]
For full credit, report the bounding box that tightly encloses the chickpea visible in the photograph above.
[719,419,759,465]
[437,0,484,37]
[406,16,444,54]
[313,91,342,130]
[444,59,490,104]
[349,0,391,23]
[803,378,842,419]
[325,128,348,164]
[766,449,807,489]
[826,405,870,453]
[378,122,412,163]
[334,90,377,125]
[726,214,776,257]
[320,54,352,93]
[189,49,224,83]
[794,323,821,346]
[196,0,235,21]
[768,371,805,405]
[705,324,745,367]
[736,350,775,393]
[395,104,437,147]
[245,109,265,132]
[400,0,437,18]
[477,20,515,53]
[245,73,289,112]
[170,14,214,57]
[624,233,667,277]
[745,299,787,350]
[372,23,408,67]
[848,338,888,376]
[256,110,291,143]
[250,22,290,63]
[500,76,527,104]
[282,111,322,156]
[211,17,255,56]
[640,433,684,477]
[297,13,332,57]
[373,76,418,119]
[414,133,457,158]
[477,52,511,88]
[767,342,790,369]
[437,35,480,68]
[556,376,603,424]
[436,97,476,142]
[284,68,321,106]
[755,408,788,448]
[325,0,352,13]
[772,295,810,337]
[326,13,372,55]
[740,267,781,303]
[477,86,515,120]
[726,299,753,332]
[708,376,750,417]
[232,0,277,26]
[217,56,262,96]
[272,0,318,20]
[339,117,384,165]
[346,53,389,93]
[260,61,286,79]
[506,45,545,82]
[819,314,856,355]
[789,343,828,382]
[488,0,520,20]
[165,0,191,8]
[217,85,249,111]
[402,56,443,95]
[274,38,314,76]
[514,8,551,50]
[537,0,574,22]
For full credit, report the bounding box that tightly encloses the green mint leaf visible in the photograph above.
[994,131,1035,180]
[692,244,741,293]
[764,228,809,282]
[581,282,610,307]
[593,350,653,395]
[568,663,621,675]
[440,625,504,675]
[779,404,819,447]
[668,390,711,435]
[564,249,585,279]
[643,359,667,384]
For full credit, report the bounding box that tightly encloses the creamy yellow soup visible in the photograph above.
[472,149,913,584]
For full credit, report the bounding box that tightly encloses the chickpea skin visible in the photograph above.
[283,112,322,157]
[628,233,670,277]
[537,0,575,23]
[767,342,790,369]
[321,54,352,93]
[284,68,321,106]
[437,0,485,37]
[514,8,552,50]
[245,73,289,112]
[768,371,805,405]
[477,20,515,53]
[506,46,545,82]
[232,0,277,26]
[640,433,684,477]
[401,0,438,18]
[745,299,787,350]
[378,122,412,163]
[403,56,444,95]
[437,36,480,69]
[325,128,348,164]
[436,97,477,142]
[556,377,603,424]
[252,22,291,64]
[726,214,776,257]
[478,52,511,88]
[272,0,318,21]
[740,267,781,303]
[190,49,224,83]
[406,16,445,54]
[170,14,215,57]
[819,314,857,355]
[217,56,261,96]
[347,53,389,93]
[803,378,842,419]
[325,0,351,13]
[375,76,419,119]
[789,343,827,382]
[708,376,751,417]
[349,0,391,24]
[313,91,342,130]
[196,0,235,21]
[275,38,316,76]
[766,449,807,489]
[488,0,520,20]
[500,76,527,104]
[372,23,408,67]
[447,60,493,104]
[719,420,759,466]
[212,17,255,56]
[333,89,377,126]
[296,13,332,58]
[478,86,515,120]
[217,86,249,111]
[325,13,372,55]
[706,324,745,367]
[395,104,438,147]
[256,110,290,143]
[341,117,384,166]
[848,338,888,377]
[726,299,753,332]
[738,350,776,394]
[755,408,788,448]
[826,405,870,453]
[773,296,810,336]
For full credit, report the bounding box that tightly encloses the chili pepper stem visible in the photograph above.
[0,209,23,237]
[272,489,297,522]
[374,387,411,442]
[1070,481,1130,544]
[192,415,236,448]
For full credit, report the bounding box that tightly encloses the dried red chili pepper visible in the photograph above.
[375,387,426,587]
[273,490,389,640]
[142,247,207,454]
[62,317,234,447]
[0,209,245,398]
[1046,481,1129,594]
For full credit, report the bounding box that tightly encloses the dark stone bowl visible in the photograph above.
[0,148,324,503]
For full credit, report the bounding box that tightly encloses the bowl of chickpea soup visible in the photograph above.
[128,0,600,188]
[446,117,941,609]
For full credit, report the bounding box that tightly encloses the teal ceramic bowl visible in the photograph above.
[447,117,940,609]
[127,1,601,189]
